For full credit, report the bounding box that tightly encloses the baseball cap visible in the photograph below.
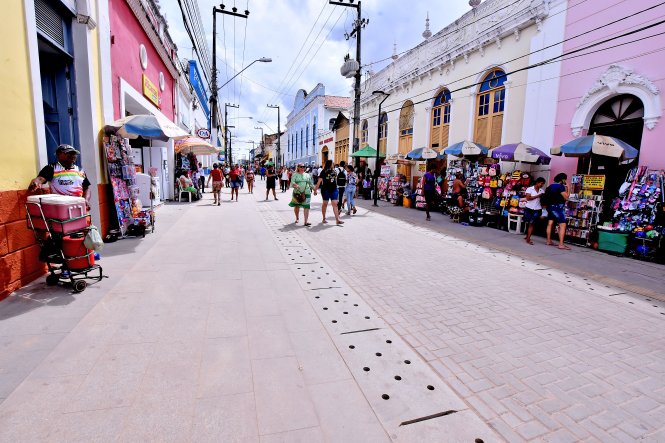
[56,144,80,155]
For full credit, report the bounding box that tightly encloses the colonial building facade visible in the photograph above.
[358,0,566,183]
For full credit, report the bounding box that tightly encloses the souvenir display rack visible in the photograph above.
[565,174,603,246]
[104,135,152,236]
[377,177,390,201]
[388,176,403,204]
[414,180,442,210]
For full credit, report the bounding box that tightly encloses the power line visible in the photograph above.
[356,21,665,122]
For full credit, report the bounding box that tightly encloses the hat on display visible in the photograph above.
[56,144,80,155]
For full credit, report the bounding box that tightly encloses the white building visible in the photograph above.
[285,83,351,167]
[358,0,565,185]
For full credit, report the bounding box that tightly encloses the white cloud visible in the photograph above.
[161,0,472,159]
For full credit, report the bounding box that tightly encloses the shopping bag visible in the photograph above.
[84,225,104,252]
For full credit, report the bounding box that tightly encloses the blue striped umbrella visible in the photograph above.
[442,140,489,158]
[104,115,190,142]
[406,147,439,160]
[550,134,638,160]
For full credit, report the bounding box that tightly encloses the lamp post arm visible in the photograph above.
[218,60,257,91]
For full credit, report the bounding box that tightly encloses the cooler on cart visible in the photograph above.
[26,195,105,293]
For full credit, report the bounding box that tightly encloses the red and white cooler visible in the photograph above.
[27,195,88,233]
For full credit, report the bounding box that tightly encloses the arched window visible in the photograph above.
[361,119,368,146]
[312,118,317,151]
[475,69,507,148]
[398,101,414,155]
[378,112,388,155]
[306,124,309,152]
[430,89,451,149]
[300,129,304,157]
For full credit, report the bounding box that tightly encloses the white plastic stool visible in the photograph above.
[507,213,524,234]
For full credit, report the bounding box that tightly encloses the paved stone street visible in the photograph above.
[1,180,664,442]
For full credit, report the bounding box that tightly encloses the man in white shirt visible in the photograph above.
[524,177,546,245]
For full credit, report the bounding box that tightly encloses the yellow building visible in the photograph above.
[0,0,106,300]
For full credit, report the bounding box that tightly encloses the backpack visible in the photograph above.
[336,168,347,187]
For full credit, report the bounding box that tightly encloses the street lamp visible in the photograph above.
[256,120,275,133]
[228,116,253,120]
[372,90,390,207]
[216,58,272,91]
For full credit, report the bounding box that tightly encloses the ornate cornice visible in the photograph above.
[360,0,550,106]
[577,64,660,109]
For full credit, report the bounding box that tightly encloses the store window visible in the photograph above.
[378,112,388,155]
[361,119,368,146]
[398,101,414,155]
[430,89,451,149]
[474,69,507,148]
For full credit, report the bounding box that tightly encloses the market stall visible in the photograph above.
[104,114,188,237]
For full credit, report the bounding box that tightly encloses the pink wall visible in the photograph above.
[109,0,175,121]
[551,0,665,177]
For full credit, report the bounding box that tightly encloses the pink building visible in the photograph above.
[551,0,663,192]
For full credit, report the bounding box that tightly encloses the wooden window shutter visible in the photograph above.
[430,126,441,147]
[475,116,489,146]
[441,125,450,148]
[490,114,503,147]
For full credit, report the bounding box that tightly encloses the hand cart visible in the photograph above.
[26,199,106,293]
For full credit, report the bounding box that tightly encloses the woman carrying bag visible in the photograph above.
[289,163,312,226]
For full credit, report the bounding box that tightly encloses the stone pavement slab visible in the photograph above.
[264,182,665,442]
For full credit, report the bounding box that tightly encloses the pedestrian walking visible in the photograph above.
[422,165,438,221]
[239,165,245,189]
[289,163,312,226]
[335,161,347,213]
[312,166,319,187]
[313,159,343,225]
[224,164,230,187]
[544,173,570,250]
[344,164,357,215]
[265,166,278,200]
[197,162,206,193]
[524,177,546,245]
[246,168,255,194]
[260,166,266,181]
[229,165,240,201]
[280,166,290,192]
[206,163,224,206]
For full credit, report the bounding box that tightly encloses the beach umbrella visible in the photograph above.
[350,145,385,157]
[406,147,439,160]
[490,142,551,165]
[104,114,190,141]
[174,137,218,155]
[550,134,638,160]
[442,140,489,158]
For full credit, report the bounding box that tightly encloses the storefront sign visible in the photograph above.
[188,60,210,120]
[319,137,333,145]
[396,159,413,166]
[418,163,426,172]
[582,175,606,190]
[196,128,211,139]
[380,165,391,177]
[142,74,160,107]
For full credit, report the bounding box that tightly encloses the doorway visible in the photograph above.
[580,94,644,202]
[321,146,329,165]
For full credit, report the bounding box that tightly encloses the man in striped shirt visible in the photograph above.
[29,144,91,208]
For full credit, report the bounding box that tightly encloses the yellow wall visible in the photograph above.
[0,1,38,191]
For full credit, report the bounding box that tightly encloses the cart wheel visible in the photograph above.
[46,273,60,286]
[73,280,87,293]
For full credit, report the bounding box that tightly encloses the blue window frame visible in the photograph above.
[479,69,507,92]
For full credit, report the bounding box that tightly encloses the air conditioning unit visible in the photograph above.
[340,59,360,78]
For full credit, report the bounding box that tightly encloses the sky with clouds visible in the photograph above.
[161,0,472,159]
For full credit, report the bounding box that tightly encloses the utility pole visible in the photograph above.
[225,103,239,164]
[330,0,367,168]
[267,104,280,169]
[211,5,249,158]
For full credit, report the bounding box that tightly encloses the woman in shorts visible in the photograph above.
[206,163,224,205]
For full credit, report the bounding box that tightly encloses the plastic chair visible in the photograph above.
[178,182,192,202]
[508,213,524,234]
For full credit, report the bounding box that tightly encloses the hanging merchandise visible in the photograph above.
[600,168,664,260]
[104,135,153,236]
[564,174,604,245]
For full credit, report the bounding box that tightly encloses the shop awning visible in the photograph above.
[104,114,189,141]
[350,145,385,158]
